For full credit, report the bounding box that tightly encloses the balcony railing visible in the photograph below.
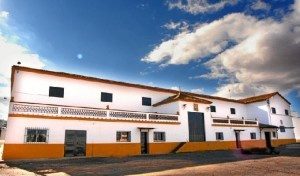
[212,117,258,126]
[10,102,179,123]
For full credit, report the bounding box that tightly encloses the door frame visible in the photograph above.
[140,131,149,154]
[264,131,272,148]
[188,112,206,142]
[234,130,242,148]
[64,130,87,157]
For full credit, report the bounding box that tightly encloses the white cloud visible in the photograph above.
[251,0,271,11]
[171,86,180,91]
[143,0,300,99]
[166,0,238,14]
[163,21,189,31]
[77,53,83,59]
[190,88,205,94]
[0,11,46,119]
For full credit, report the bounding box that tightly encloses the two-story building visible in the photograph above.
[2,66,296,160]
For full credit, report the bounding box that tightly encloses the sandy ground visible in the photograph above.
[0,143,299,176]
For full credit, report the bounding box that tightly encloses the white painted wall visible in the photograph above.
[246,101,270,124]
[292,117,300,141]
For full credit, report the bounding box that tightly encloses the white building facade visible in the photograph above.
[3,66,296,160]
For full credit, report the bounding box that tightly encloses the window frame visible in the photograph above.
[25,128,49,143]
[116,131,131,142]
[285,109,289,116]
[49,86,64,98]
[250,132,256,140]
[142,97,152,106]
[230,108,236,115]
[101,92,113,102]
[210,105,216,112]
[271,107,276,114]
[272,131,277,138]
[215,132,224,140]
[279,126,285,132]
[153,132,166,142]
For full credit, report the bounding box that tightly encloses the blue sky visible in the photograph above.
[0,0,299,117]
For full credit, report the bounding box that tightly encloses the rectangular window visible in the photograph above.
[271,107,276,114]
[230,108,236,114]
[210,105,216,112]
[154,132,166,142]
[101,92,113,102]
[272,131,277,138]
[285,109,289,116]
[49,86,64,98]
[279,126,285,132]
[25,128,48,143]
[116,131,131,142]
[193,104,199,111]
[216,132,224,140]
[142,97,151,106]
[250,132,256,139]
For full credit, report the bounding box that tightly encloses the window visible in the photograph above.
[250,132,256,139]
[142,97,151,106]
[271,107,276,114]
[193,104,198,111]
[210,105,216,112]
[280,120,283,125]
[230,108,236,114]
[25,128,48,143]
[216,132,224,140]
[154,132,166,142]
[101,92,113,102]
[285,109,289,116]
[279,126,285,132]
[272,131,277,138]
[116,131,131,142]
[49,86,64,98]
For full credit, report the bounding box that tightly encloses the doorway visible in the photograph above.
[264,132,272,148]
[140,131,148,154]
[188,112,205,142]
[64,130,87,157]
[234,131,241,148]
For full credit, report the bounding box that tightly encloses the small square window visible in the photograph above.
[279,126,285,132]
[230,108,236,114]
[271,107,276,114]
[25,128,48,143]
[101,92,113,102]
[154,132,166,142]
[216,132,224,140]
[49,86,64,98]
[193,104,199,111]
[250,132,256,139]
[116,131,131,142]
[210,106,216,112]
[142,97,151,106]
[285,109,289,116]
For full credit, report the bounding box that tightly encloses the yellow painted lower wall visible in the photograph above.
[272,139,296,147]
[86,143,141,157]
[149,142,180,154]
[2,144,64,160]
[2,139,296,160]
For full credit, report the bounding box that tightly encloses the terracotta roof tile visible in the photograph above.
[238,92,291,105]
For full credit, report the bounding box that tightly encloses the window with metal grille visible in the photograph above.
[279,126,285,132]
[210,105,216,112]
[116,131,131,142]
[216,132,224,140]
[101,92,113,102]
[271,107,276,114]
[230,108,236,114]
[25,128,48,143]
[250,132,256,139]
[154,132,166,142]
[272,131,277,138]
[142,97,151,106]
[49,86,64,98]
[285,109,289,116]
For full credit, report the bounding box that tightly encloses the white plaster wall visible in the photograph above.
[5,117,186,144]
[152,102,179,114]
[208,99,249,119]
[12,70,175,113]
[269,94,295,139]
[292,117,300,140]
[245,101,269,124]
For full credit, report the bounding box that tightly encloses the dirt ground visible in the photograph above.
[0,143,299,176]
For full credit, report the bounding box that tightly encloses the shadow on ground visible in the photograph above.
[4,143,300,176]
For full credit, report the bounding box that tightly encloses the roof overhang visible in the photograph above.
[259,123,278,129]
